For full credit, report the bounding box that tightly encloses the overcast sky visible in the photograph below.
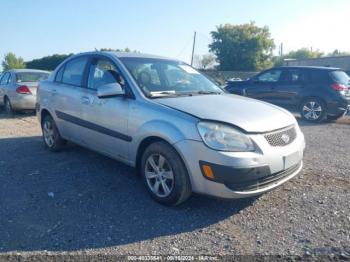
[1,0,349,70]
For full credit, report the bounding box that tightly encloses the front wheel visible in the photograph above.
[41,115,66,151]
[300,98,327,123]
[141,141,192,206]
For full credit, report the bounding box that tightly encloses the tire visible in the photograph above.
[41,114,66,151]
[4,97,15,117]
[300,98,327,123]
[327,113,344,121]
[141,141,192,206]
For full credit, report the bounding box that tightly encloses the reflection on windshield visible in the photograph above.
[120,57,223,97]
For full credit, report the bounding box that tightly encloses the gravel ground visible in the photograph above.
[0,111,349,260]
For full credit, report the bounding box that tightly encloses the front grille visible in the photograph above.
[264,126,297,147]
[225,162,302,191]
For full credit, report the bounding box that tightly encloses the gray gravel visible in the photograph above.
[0,111,349,259]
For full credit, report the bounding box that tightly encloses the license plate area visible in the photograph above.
[283,151,300,169]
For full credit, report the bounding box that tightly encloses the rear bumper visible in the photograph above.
[11,94,36,110]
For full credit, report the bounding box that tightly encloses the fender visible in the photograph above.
[129,119,198,164]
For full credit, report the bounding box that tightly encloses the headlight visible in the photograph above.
[197,122,255,152]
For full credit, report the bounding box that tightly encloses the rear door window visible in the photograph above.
[280,69,303,83]
[308,70,331,83]
[61,57,88,86]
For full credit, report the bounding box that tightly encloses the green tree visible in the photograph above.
[209,22,275,71]
[100,48,136,52]
[193,54,216,69]
[26,54,73,71]
[328,49,350,57]
[272,48,324,67]
[2,52,26,70]
[283,48,323,60]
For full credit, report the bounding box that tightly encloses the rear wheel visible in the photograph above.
[327,113,344,121]
[4,97,14,117]
[41,115,66,151]
[141,141,192,206]
[300,98,327,123]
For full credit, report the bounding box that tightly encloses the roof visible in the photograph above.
[109,51,173,60]
[7,69,50,73]
[73,51,178,61]
[276,66,341,70]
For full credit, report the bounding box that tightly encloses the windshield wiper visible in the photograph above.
[196,91,222,95]
[149,91,183,98]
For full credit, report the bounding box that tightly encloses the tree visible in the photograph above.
[328,49,350,57]
[283,48,323,60]
[26,54,72,71]
[272,48,324,67]
[2,52,26,70]
[193,54,216,69]
[209,22,275,71]
[100,48,136,52]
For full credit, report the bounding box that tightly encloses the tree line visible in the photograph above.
[2,22,350,72]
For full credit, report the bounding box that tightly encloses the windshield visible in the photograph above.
[330,70,350,84]
[16,72,49,83]
[119,57,223,97]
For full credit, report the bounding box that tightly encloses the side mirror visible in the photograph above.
[97,83,125,98]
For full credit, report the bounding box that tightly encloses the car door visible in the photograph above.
[51,56,89,143]
[79,56,130,161]
[273,68,307,109]
[0,72,10,105]
[244,69,282,103]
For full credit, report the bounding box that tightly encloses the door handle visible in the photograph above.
[81,96,91,105]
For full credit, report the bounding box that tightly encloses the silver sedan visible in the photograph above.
[37,52,305,206]
[0,69,49,115]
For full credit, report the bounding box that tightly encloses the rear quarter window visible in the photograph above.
[329,70,350,84]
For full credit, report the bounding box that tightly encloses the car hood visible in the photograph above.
[154,94,295,133]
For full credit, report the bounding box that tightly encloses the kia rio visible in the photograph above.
[37,51,305,205]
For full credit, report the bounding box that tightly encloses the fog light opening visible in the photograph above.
[202,164,215,180]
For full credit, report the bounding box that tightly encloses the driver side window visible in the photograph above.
[257,70,282,83]
[87,58,125,90]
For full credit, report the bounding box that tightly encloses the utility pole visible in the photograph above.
[190,31,196,66]
[280,43,283,57]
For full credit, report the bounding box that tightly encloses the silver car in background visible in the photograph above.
[37,51,305,206]
[0,69,50,115]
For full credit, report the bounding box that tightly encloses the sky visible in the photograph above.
[1,0,350,70]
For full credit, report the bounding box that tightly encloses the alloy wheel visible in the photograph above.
[144,154,174,198]
[302,101,323,120]
[43,120,55,147]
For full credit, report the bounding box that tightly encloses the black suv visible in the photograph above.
[225,66,350,122]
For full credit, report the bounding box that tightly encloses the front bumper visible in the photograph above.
[174,126,305,199]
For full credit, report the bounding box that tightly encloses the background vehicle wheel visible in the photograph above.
[300,98,327,123]
[4,98,15,117]
[141,141,192,206]
[327,113,344,121]
[41,115,66,151]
